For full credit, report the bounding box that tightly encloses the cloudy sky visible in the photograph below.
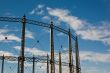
[0,0,110,73]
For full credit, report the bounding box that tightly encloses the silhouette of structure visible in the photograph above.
[0,15,81,73]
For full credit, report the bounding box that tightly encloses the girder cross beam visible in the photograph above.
[0,16,76,40]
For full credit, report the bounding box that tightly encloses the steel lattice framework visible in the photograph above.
[0,16,75,40]
[0,16,81,73]
[0,56,70,66]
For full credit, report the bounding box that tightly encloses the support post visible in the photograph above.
[50,20,55,73]
[32,56,35,73]
[18,57,20,73]
[72,55,74,73]
[47,54,49,73]
[59,52,62,73]
[1,55,4,73]
[68,29,72,73]
[75,36,81,73]
[19,15,26,73]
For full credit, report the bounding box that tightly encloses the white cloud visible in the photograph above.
[47,8,110,45]
[0,28,21,42]
[42,15,61,25]
[81,67,106,73]
[42,28,50,33]
[81,66,110,73]
[26,30,34,39]
[47,7,86,30]
[56,32,65,36]
[2,46,110,72]
[77,22,110,45]
[29,5,110,46]
[80,51,110,63]
[6,34,21,42]
[0,50,14,56]
[0,34,21,42]
[29,10,35,15]
[38,4,44,9]
[29,4,45,15]
[14,46,70,64]
[14,46,49,56]
[0,28,34,43]
[42,16,50,20]
[55,48,110,63]
[14,45,110,63]
[0,29,9,34]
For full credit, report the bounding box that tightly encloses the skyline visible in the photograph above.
[0,0,110,73]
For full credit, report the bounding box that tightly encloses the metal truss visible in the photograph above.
[0,56,76,67]
[0,16,78,73]
[0,16,76,40]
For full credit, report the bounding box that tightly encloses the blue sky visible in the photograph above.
[0,0,110,73]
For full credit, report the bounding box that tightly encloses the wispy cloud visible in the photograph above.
[29,4,45,15]
[81,67,110,73]
[0,28,34,42]
[14,45,110,63]
[29,5,110,45]
[47,7,86,30]
[47,8,110,45]
[5,34,21,42]
[1,46,110,72]
[0,29,9,34]
[0,50,14,56]
[77,21,110,45]
[42,16,50,20]
[14,46,49,56]
[1,42,110,63]
[0,28,21,42]
[58,49,110,63]
[26,30,34,39]
[80,51,110,63]
[1,50,109,73]
[56,32,65,36]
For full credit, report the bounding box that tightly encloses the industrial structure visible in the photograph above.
[0,15,81,73]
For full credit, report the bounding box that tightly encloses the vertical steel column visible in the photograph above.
[20,15,26,73]
[59,52,62,73]
[71,55,74,73]
[68,29,72,73]
[47,54,49,73]
[18,57,20,73]
[32,56,35,73]
[75,36,81,73]
[1,55,4,73]
[50,21,55,73]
